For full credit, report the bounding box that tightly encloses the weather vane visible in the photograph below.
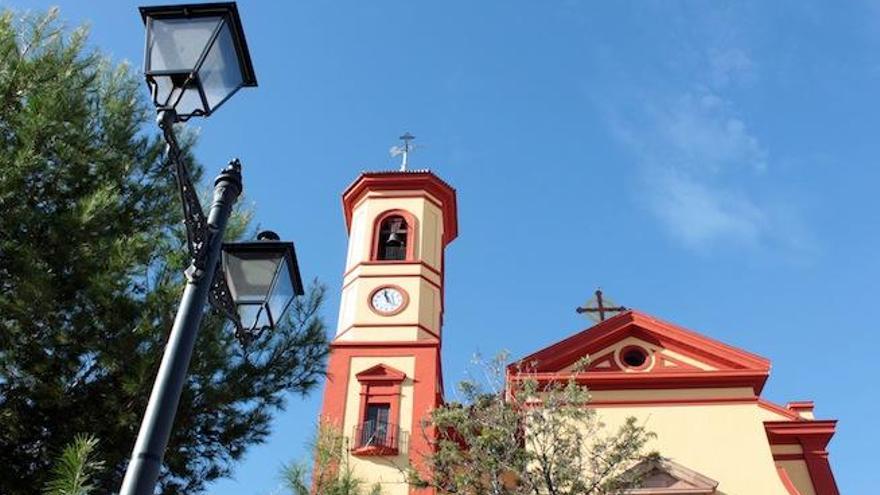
[390,132,416,171]
[576,288,627,323]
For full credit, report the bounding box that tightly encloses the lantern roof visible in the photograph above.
[139,2,257,87]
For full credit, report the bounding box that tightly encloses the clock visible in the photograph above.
[370,286,407,315]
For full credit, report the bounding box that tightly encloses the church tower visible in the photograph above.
[319,166,458,495]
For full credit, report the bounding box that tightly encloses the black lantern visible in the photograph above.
[222,231,304,333]
[139,2,257,121]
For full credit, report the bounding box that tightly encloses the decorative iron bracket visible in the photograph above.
[208,264,247,343]
[158,110,210,281]
[158,109,250,345]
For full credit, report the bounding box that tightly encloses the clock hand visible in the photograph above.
[384,291,391,303]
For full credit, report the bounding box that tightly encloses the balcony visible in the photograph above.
[351,421,400,456]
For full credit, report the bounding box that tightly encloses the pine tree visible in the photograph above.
[281,423,383,495]
[42,435,104,495]
[0,9,329,494]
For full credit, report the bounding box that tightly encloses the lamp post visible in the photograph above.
[119,4,302,494]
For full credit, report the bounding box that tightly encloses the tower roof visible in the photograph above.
[342,170,459,243]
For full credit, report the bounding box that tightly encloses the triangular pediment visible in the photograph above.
[513,310,770,393]
[621,458,719,494]
[355,363,406,383]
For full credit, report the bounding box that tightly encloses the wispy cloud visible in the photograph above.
[644,167,765,249]
[602,45,814,256]
[653,91,767,175]
[708,48,756,89]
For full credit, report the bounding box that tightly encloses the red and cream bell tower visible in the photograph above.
[319,169,457,495]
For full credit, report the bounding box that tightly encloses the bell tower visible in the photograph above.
[319,169,458,495]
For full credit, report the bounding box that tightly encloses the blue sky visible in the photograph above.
[10,0,880,492]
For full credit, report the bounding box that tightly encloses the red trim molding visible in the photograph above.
[773,453,805,461]
[318,344,442,495]
[786,401,815,418]
[352,364,406,456]
[587,352,621,371]
[765,420,839,495]
[342,171,458,244]
[512,369,768,393]
[586,396,757,408]
[618,345,653,371]
[514,310,770,374]
[330,340,441,349]
[344,260,443,279]
[764,420,836,444]
[334,322,441,343]
[657,353,702,372]
[758,398,802,421]
[342,269,442,292]
[509,310,771,393]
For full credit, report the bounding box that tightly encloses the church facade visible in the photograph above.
[318,169,839,495]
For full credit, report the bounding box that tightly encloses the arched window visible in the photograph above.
[376,215,408,260]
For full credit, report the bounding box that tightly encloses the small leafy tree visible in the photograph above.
[410,353,657,495]
[42,435,104,495]
[280,423,382,495]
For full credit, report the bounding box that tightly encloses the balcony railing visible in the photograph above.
[351,421,400,456]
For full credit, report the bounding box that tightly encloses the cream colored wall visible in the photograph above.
[344,356,416,495]
[344,262,442,286]
[580,402,794,494]
[336,278,441,341]
[336,192,446,341]
[344,194,445,271]
[777,460,817,495]
[770,444,803,455]
[771,445,816,495]
[589,387,755,402]
[757,403,798,422]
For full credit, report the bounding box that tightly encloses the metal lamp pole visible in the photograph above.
[119,110,243,495]
[120,4,305,492]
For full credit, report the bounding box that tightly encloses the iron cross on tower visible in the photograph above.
[391,132,416,171]
[576,289,628,322]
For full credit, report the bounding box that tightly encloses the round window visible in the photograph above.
[621,347,649,369]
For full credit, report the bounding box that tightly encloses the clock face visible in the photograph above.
[370,286,406,315]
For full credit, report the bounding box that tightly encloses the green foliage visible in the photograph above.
[410,353,657,495]
[42,435,104,495]
[0,9,329,494]
[280,423,383,495]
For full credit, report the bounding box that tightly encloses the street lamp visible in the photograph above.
[120,4,302,495]
[140,2,256,120]
[222,230,304,338]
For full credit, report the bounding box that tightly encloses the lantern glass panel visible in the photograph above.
[151,76,204,116]
[151,74,174,106]
[198,21,244,111]
[147,16,222,73]
[224,251,283,303]
[237,303,271,332]
[266,258,295,327]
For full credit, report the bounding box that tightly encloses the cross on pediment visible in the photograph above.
[576,289,627,322]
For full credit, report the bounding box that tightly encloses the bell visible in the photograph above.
[386,232,404,246]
